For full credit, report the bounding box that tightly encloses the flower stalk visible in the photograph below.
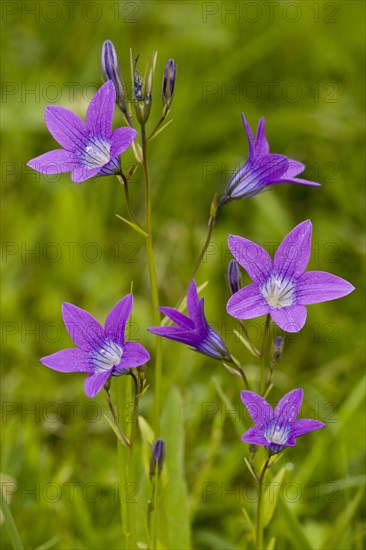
[256,457,270,550]
[141,122,163,436]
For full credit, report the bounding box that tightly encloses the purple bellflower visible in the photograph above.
[227,220,354,332]
[40,294,150,398]
[148,280,230,360]
[27,81,137,183]
[220,114,319,205]
[241,388,325,455]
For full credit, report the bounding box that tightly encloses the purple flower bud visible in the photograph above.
[227,259,242,295]
[101,40,127,114]
[162,59,176,112]
[150,438,165,476]
[273,336,284,363]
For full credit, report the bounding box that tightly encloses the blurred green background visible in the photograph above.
[1,1,365,548]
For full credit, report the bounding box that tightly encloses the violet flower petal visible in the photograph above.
[71,165,100,183]
[274,220,312,279]
[148,326,201,346]
[291,418,325,437]
[159,307,195,329]
[227,284,269,319]
[62,302,104,351]
[110,127,138,158]
[45,105,87,150]
[241,426,270,446]
[84,369,113,398]
[252,154,289,186]
[27,149,77,174]
[270,305,307,332]
[86,81,115,139]
[285,159,306,178]
[120,341,150,369]
[241,113,255,161]
[40,348,93,372]
[228,235,273,285]
[104,293,133,345]
[275,388,303,422]
[240,390,273,428]
[254,117,269,157]
[186,280,200,321]
[296,271,355,305]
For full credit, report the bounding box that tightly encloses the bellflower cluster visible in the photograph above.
[27,81,137,183]
[220,114,320,205]
[29,36,357,548]
[149,280,230,360]
[240,389,325,455]
[227,220,354,332]
[40,294,150,398]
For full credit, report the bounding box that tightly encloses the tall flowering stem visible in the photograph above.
[256,457,270,550]
[141,123,163,435]
[175,196,220,309]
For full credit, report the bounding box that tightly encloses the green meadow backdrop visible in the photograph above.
[1,1,365,548]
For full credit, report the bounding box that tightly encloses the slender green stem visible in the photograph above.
[256,457,270,550]
[141,123,163,436]
[127,378,140,550]
[238,320,261,358]
[147,463,161,550]
[175,201,219,310]
[260,315,271,395]
[147,114,166,141]
[192,212,217,281]
[229,354,250,390]
[116,378,130,548]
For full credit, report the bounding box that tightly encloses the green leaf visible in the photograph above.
[35,537,59,550]
[277,497,315,550]
[320,487,363,549]
[161,386,191,549]
[0,498,24,550]
[147,118,174,142]
[233,329,260,358]
[103,413,127,446]
[115,214,149,237]
[138,415,155,478]
[241,506,255,542]
[211,376,246,437]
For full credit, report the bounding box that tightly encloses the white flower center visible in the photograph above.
[92,340,123,373]
[261,275,295,309]
[265,421,290,445]
[83,138,110,168]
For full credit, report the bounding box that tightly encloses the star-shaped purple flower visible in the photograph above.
[241,388,325,455]
[40,294,150,398]
[220,114,319,204]
[27,81,137,183]
[227,220,354,332]
[148,280,230,360]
